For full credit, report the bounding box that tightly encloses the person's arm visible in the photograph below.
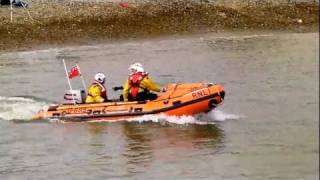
[122,80,130,101]
[142,76,161,92]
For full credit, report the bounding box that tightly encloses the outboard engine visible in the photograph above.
[63,90,86,104]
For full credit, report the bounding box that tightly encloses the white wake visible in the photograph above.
[0,96,48,121]
[205,109,242,122]
[0,96,241,124]
[127,113,212,125]
[126,109,242,125]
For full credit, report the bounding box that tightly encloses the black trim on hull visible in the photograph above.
[56,91,225,122]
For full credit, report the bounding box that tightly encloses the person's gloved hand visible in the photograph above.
[98,98,105,103]
[113,86,123,91]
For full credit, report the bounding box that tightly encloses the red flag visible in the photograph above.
[68,65,80,79]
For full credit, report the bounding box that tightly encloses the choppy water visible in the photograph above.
[0,31,318,179]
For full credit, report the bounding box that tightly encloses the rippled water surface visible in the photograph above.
[0,31,318,179]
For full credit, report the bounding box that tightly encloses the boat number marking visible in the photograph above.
[192,89,209,99]
[65,107,87,114]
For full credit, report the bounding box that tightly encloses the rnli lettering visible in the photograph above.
[192,89,209,99]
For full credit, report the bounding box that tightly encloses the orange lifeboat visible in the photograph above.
[32,83,225,122]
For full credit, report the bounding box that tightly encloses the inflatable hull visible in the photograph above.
[32,83,225,122]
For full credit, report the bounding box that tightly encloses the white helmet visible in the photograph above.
[129,62,144,73]
[94,73,106,84]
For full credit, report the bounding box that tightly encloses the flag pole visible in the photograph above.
[10,0,13,22]
[62,59,76,105]
[76,64,87,93]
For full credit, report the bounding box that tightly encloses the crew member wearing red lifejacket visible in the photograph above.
[122,63,161,102]
[85,73,108,103]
